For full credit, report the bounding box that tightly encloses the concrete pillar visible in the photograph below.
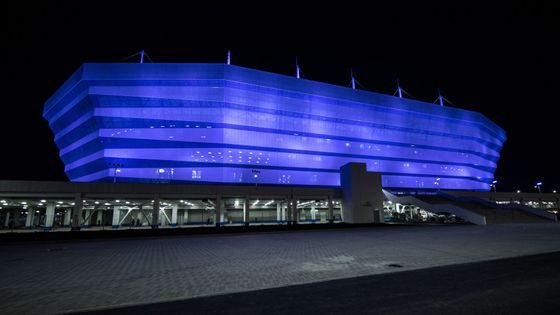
[13,210,20,228]
[214,195,222,227]
[4,211,10,227]
[72,194,83,231]
[136,209,143,226]
[328,196,334,223]
[45,201,55,230]
[286,198,292,225]
[63,209,71,227]
[220,200,225,224]
[84,209,91,227]
[112,206,120,228]
[171,203,178,227]
[151,196,160,229]
[243,197,249,226]
[276,203,281,222]
[159,209,165,226]
[292,196,298,224]
[25,208,34,228]
[96,210,103,226]
[311,204,316,222]
[183,208,189,225]
[340,163,384,223]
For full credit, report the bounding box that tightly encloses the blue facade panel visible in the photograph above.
[44,63,506,190]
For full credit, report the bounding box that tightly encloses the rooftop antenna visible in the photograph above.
[296,56,301,79]
[227,50,231,65]
[393,78,411,98]
[433,88,454,106]
[118,50,152,63]
[351,68,356,90]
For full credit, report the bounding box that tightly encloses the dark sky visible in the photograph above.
[2,1,558,192]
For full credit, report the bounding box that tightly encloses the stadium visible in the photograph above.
[44,63,505,190]
[0,62,557,230]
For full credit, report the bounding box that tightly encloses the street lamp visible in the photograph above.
[534,182,543,194]
[108,163,123,183]
[490,180,498,193]
[251,169,261,223]
[251,169,261,188]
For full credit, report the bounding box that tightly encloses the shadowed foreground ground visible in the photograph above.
[1,224,560,314]
[79,251,560,315]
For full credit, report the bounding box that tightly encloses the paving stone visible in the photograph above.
[1,224,560,314]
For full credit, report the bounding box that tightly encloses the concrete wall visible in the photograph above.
[340,163,384,223]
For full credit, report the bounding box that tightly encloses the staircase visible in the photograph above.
[384,190,557,225]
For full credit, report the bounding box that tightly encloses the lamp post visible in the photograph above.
[251,169,261,223]
[252,169,261,189]
[108,163,123,183]
[535,182,543,194]
[490,180,498,193]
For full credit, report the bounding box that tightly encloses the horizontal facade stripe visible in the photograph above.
[87,175,489,191]
[54,63,503,139]
[59,131,99,156]
[66,157,493,184]
[223,65,505,139]
[87,108,502,157]
[43,68,86,117]
[86,86,503,145]
[48,89,90,127]
[53,111,95,141]
[56,118,500,166]
[61,138,496,176]
[223,79,505,141]
[49,97,93,134]
[60,79,503,141]
[96,128,497,167]
[65,148,492,181]
[52,96,503,153]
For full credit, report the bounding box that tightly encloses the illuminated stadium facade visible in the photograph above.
[44,63,506,191]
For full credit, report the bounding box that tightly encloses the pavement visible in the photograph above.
[79,251,560,315]
[1,223,560,314]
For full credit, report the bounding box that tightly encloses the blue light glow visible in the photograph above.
[44,63,506,190]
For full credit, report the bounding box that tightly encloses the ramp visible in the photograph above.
[383,190,487,225]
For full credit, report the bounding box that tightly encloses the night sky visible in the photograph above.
[2,2,558,192]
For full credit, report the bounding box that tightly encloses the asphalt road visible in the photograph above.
[77,251,560,315]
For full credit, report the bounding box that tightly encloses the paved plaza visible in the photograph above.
[1,224,560,314]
